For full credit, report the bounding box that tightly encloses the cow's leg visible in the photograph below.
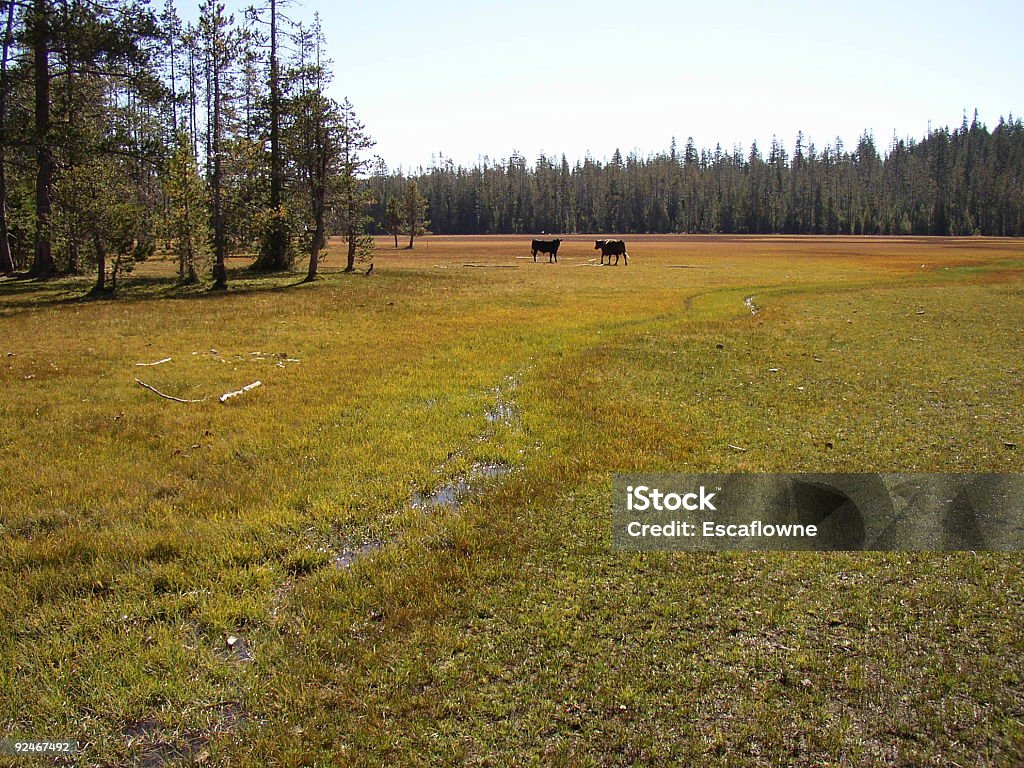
[622,251,628,266]
[532,249,537,262]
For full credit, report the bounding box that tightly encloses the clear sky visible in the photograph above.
[187,0,1023,171]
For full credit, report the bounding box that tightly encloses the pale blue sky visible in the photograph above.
[185,0,1023,170]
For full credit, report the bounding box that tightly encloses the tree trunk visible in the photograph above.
[306,203,324,281]
[210,38,226,290]
[0,0,16,275]
[393,232,398,248]
[267,0,283,268]
[91,233,105,292]
[304,239,318,282]
[183,235,198,284]
[0,163,12,274]
[168,21,177,130]
[30,0,54,278]
[111,250,123,292]
[345,229,356,272]
[188,39,198,161]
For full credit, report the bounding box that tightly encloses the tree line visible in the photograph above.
[395,114,1024,237]
[1,0,1020,295]
[0,0,432,290]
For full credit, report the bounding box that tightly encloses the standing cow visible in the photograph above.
[531,238,561,263]
[595,239,628,265]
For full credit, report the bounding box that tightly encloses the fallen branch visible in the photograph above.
[135,357,172,367]
[727,444,748,452]
[135,378,207,403]
[219,381,262,403]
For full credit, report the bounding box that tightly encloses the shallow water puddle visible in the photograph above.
[484,402,516,424]
[318,379,520,573]
[332,541,384,570]
[484,376,520,427]
[411,461,512,510]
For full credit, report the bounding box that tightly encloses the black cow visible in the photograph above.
[531,238,561,263]
[595,239,628,265]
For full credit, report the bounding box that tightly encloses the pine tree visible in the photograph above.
[248,0,293,271]
[165,135,210,284]
[336,98,375,272]
[0,0,16,274]
[198,0,238,290]
[401,178,428,248]
[286,16,339,281]
[27,0,55,276]
[384,196,402,248]
[9,0,160,278]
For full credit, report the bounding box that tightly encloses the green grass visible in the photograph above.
[1,235,1022,766]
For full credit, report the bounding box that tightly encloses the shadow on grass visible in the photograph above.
[0,264,337,313]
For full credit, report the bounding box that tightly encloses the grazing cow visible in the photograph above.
[531,238,561,263]
[595,239,629,265]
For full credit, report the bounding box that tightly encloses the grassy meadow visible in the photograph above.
[1,235,1023,766]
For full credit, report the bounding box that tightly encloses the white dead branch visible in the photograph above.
[134,378,208,403]
[136,377,263,404]
[135,357,172,367]
[219,381,262,403]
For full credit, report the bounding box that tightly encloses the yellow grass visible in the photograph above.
[1,235,1022,766]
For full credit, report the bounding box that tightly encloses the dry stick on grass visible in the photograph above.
[135,357,172,367]
[135,378,208,403]
[135,378,262,404]
[219,381,261,403]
